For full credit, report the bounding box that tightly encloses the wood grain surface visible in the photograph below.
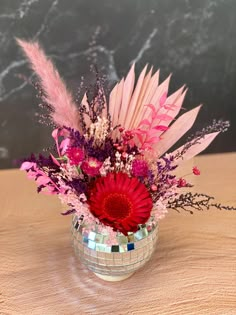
[1,153,236,315]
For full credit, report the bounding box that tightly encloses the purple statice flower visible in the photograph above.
[147,169,155,186]
[67,128,86,148]
[67,127,116,162]
[83,137,115,162]
[67,178,88,195]
[153,155,179,201]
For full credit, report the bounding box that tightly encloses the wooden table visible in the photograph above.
[1,153,236,315]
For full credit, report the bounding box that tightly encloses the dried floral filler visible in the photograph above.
[18,39,235,243]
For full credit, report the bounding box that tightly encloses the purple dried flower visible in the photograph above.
[67,178,87,195]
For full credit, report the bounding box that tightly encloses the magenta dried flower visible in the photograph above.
[81,158,102,176]
[132,159,149,177]
[66,147,85,165]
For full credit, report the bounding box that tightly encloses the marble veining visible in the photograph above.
[130,28,158,65]
[0,0,235,168]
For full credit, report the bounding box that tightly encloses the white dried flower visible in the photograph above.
[59,164,79,180]
[115,151,121,160]
[99,157,114,176]
[89,116,109,142]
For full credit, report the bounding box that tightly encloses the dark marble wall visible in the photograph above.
[0,0,235,169]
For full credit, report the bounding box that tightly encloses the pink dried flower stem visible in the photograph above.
[21,161,62,193]
[52,129,62,157]
[128,101,173,151]
[38,169,62,192]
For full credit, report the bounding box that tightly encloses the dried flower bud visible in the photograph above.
[193,166,200,175]
[178,178,187,187]
[151,184,158,191]
[122,152,128,158]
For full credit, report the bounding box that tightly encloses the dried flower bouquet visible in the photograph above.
[18,39,235,241]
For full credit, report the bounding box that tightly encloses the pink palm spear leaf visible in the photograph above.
[109,64,220,160]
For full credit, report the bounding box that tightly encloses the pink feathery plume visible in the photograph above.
[17,38,81,130]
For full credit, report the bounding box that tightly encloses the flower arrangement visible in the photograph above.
[18,39,235,240]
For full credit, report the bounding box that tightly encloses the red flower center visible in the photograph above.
[104,193,131,219]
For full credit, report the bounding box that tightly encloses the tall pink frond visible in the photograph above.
[157,85,186,121]
[155,105,202,156]
[124,64,148,129]
[141,69,160,106]
[109,78,124,139]
[118,64,135,128]
[137,74,172,128]
[171,132,219,162]
[17,38,80,130]
[149,74,172,111]
[153,86,187,139]
[130,67,153,129]
[131,69,160,129]
[109,82,118,121]
[167,87,187,118]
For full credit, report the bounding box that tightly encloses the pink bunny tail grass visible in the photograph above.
[17,38,81,130]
